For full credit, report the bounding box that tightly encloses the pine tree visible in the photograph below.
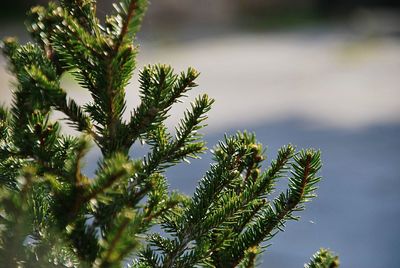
[0,0,339,267]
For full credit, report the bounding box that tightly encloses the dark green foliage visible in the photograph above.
[0,0,338,267]
[305,249,340,268]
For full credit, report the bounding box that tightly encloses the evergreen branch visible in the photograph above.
[68,215,99,264]
[231,199,265,235]
[71,136,89,188]
[3,38,97,139]
[173,237,212,268]
[109,0,148,50]
[136,244,163,268]
[223,149,322,266]
[114,0,138,51]
[305,248,340,268]
[0,166,36,266]
[183,133,256,223]
[143,175,186,224]
[51,7,104,59]
[49,5,136,155]
[91,0,148,156]
[101,217,130,266]
[2,40,58,121]
[231,145,302,235]
[99,54,129,155]
[238,246,260,268]
[200,191,243,234]
[27,3,66,74]
[85,153,134,202]
[160,135,251,268]
[98,210,143,267]
[0,107,23,190]
[0,158,24,190]
[147,234,176,255]
[229,144,294,220]
[174,94,214,147]
[143,200,180,224]
[263,144,296,192]
[50,9,106,106]
[27,4,59,48]
[142,94,213,173]
[100,94,213,230]
[26,2,99,79]
[56,96,97,136]
[60,0,100,35]
[52,136,91,227]
[126,66,199,148]
[96,172,183,238]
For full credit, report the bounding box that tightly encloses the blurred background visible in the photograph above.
[1,0,400,267]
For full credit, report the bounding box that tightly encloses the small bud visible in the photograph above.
[251,168,260,180]
[254,154,264,163]
[148,107,159,117]
[249,144,260,154]
[1,37,18,56]
[34,123,42,135]
[231,170,240,178]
